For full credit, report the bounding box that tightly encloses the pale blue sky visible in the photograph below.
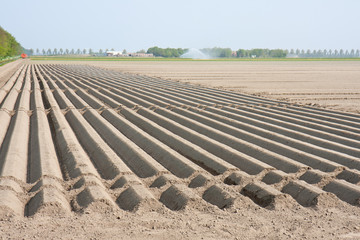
[1,0,359,52]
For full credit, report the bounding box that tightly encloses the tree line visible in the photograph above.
[287,49,360,58]
[30,46,360,58]
[236,49,287,58]
[147,47,187,58]
[30,48,115,56]
[236,48,360,58]
[0,26,23,58]
[145,47,287,58]
[146,47,360,58]
[146,47,233,58]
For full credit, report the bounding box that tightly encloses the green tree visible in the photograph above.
[248,49,266,58]
[312,50,317,57]
[236,49,248,57]
[339,49,344,56]
[317,49,323,57]
[147,46,187,57]
[269,49,286,58]
[0,26,23,58]
[350,49,355,57]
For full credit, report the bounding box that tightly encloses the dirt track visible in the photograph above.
[1,61,360,239]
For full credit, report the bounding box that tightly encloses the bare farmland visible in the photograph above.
[66,60,360,113]
[1,61,360,239]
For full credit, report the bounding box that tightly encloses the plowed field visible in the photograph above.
[1,61,360,239]
[74,61,360,113]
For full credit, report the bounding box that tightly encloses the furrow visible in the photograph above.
[190,107,359,171]
[0,65,31,182]
[135,107,273,175]
[221,106,360,152]
[265,105,360,134]
[36,66,101,179]
[73,67,360,149]
[1,63,356,217]
[0,65,25,104]
[119,107,237,175]
[29,65,63,183]
[50,68,318,171]
[286,105,360,123]
[152,107,308,173]
[100,109,200,178]
[170,107,344,172]
[204,106,360,161]
[0,67,27,147]
[39,66,148,179]
[65,68,360,149]
[50,70,218,178]
[235,105,360,141]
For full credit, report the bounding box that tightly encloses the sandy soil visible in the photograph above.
[1,62,360,240]
[36,60,360,113]
[0,59,24,88]
[1,202,360,240]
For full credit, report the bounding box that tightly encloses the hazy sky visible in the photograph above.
[1,0,359,52]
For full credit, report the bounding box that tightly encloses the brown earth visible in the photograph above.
[0,59,24,88]
[0,61,360,239]
[44,60,359,113]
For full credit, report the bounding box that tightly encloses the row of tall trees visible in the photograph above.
[32,48,115,56]
[288,49,360,58]
[0,26,23,58]
[236,48,360,58]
